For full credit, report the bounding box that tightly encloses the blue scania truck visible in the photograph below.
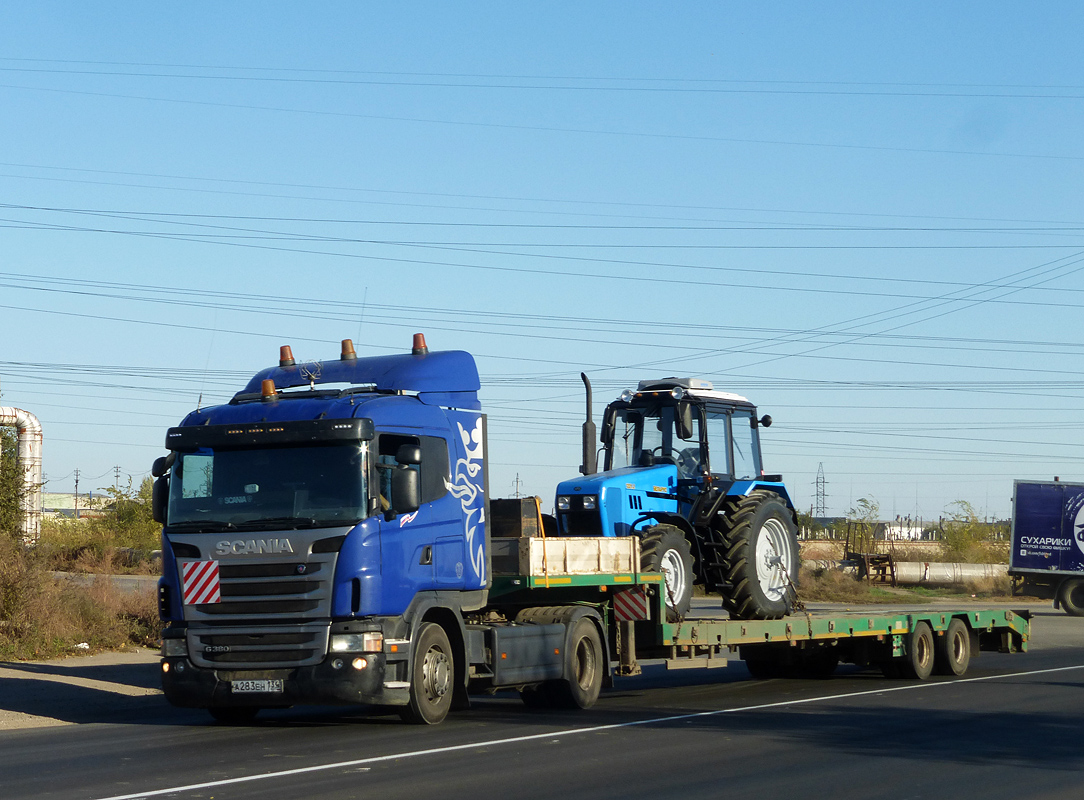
[153,336,1030,724]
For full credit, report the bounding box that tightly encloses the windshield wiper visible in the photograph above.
[165,520,237,533]
[234,516,320,531]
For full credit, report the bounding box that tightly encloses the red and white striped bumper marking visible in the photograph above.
[613,587,649,621]
[181,560,221,605]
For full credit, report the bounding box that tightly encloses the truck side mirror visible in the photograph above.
[390,466,420,516]
[676,401,694,441]
[152,477,169,524]
[396,444,422,465]
[151,453,175,478]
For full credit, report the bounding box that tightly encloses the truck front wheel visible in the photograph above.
[640,525,694,622]
[400,622,454,724]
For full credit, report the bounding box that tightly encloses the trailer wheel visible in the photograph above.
[934,618,971,676]
[208,706,259,724]
[640,525,694,622]
[1059,578,1084,616]
[400,622,454,724]
[550,618,604,709]
[718,491,799,620]
[902,621,935,680]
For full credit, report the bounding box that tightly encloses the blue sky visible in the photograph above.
[3,3,1084,520]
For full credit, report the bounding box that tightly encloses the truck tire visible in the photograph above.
[717,491,799,620]
[640,525,694,622]
[901,621,935,680]
[400,622,454,724]
[934,618,971,676]
[1059,578,1084,616]
[549,617,604,709]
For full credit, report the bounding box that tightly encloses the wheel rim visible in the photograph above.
[754,517,794,601]
[660,548,688,608]
[421,644,451,705]
[916,632,932,669]
[951,630,966,664]
[574,636,598,691]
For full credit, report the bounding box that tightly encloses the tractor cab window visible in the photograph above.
[731,410,759,480]
[607,404,703,479]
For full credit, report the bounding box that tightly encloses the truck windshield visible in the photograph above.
[166,443,368,530]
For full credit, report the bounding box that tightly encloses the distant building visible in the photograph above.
[41,492,109,519]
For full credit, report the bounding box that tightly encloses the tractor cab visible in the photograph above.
[602,379,768,515]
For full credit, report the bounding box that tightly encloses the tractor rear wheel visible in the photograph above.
[640,525,694,621]
[717,491,799,620]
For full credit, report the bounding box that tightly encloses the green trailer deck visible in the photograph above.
[489,551,1030,682]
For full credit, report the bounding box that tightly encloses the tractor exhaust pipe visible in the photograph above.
[580,372,597,475]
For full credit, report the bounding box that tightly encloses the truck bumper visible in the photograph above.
[160,652,409,709]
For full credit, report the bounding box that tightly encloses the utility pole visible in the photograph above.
[114,465,122,494]
[74,469,80,520]
[814,462,827,517]
[512,474,523,499]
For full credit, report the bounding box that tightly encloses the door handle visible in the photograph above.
[420,545,432,565]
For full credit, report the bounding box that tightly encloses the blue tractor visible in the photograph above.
[555,376,800,621]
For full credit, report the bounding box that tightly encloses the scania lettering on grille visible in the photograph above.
[214,538,295,555]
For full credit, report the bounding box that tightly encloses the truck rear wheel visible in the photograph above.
[549,617,604,709]
[718,491,799,620]
[934,618,971,676]
[1059,578,1084,616]
[640,525,694,622]
[400,622,454,724]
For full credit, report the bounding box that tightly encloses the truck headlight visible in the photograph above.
[330,632,383,653]
[162,638,187,657]
[582,495,597,510]
[557,496,570,511]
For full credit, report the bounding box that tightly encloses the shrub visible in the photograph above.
[0,535,160,660]
[38,477,161,574]
[939,501,1009,564]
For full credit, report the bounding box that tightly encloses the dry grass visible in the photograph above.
[38,516,160,575]
[0,536,160,661]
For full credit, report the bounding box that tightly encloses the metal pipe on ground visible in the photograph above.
[0,407,43,543]
[803,560,1008,585]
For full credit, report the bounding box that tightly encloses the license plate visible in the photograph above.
[231,679,283,694]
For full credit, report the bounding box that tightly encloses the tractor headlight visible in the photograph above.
[582,495,598,510]
[557,496,570,511]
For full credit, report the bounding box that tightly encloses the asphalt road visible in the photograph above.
[2,603,1081,800]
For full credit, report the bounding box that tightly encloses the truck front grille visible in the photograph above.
[170,527,349,669]
[187,625,328,668]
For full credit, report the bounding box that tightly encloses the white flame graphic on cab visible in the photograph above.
[445,417,485,583]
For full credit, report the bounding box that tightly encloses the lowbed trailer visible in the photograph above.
[489,536,1030,684]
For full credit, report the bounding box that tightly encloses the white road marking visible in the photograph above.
[92,664,1084,800]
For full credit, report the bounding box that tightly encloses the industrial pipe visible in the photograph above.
[0,407,43,543]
